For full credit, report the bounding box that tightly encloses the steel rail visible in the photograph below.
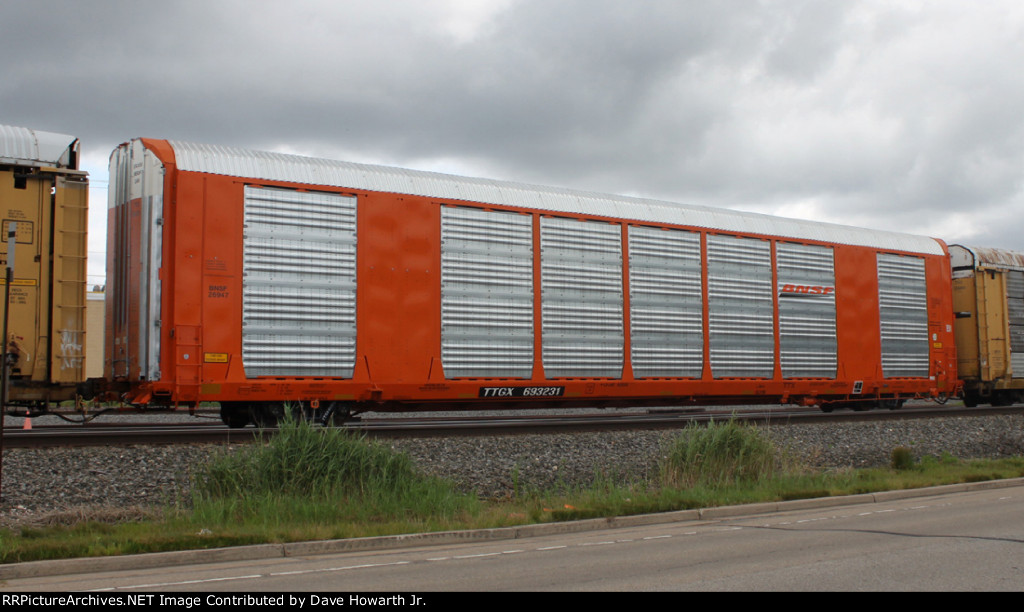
[2,404,1019,448]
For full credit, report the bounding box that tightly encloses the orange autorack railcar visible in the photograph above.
[105,138,959,427]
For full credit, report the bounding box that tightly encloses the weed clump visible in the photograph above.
[661,418,776,488]
[890,446,915,470]
[190,415,478,527]
[195,416,416,499]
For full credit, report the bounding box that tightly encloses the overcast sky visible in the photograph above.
[3,1,1023,286]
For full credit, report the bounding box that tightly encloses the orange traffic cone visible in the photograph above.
[22,417,31,430]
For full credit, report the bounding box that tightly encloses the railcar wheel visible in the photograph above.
[219,402,252,428]
[250,402,285,428]
[990,392,1014,407]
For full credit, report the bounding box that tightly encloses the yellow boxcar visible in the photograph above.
[0,124,89,409]
[950,244,1024,406]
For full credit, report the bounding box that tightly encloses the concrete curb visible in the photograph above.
[3,477,1022,581]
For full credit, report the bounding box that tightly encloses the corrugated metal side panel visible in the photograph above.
[242,186,357,377]
[708,235,774,377]
[541,217,623,377]
[628,226,702,378]
[776,243,837,378]
[441,207,534,378]
[1007,271,1024,378]
[167,141,945,256]
[877,254,929,377]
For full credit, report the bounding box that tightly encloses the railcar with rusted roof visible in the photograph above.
[950,244,1024,406]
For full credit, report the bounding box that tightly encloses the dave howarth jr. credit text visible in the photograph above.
[2,594,423,607]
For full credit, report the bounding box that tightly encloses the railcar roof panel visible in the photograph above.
[949,244,1024,271]
[0,124,79,168]
[166,140,945,256]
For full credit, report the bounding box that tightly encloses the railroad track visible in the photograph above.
[2,403,1020,448]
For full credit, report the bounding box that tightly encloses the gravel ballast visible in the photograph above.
[2,413,1023,528]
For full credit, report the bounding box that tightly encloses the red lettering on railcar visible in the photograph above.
[779,284,835,296]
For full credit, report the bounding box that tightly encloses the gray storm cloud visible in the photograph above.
[2,0,1022,286]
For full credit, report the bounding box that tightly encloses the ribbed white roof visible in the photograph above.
[167,140,945,256]
[0,124,79,168]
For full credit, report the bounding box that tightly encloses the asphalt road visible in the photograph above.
[4,481,1023,592]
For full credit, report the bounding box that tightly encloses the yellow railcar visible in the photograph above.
[950,244,1024,406]
[0,124,89,410]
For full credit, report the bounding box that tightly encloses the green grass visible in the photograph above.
[186,414,483,541]
[2,417,1023,564]
[662,418,778,487]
